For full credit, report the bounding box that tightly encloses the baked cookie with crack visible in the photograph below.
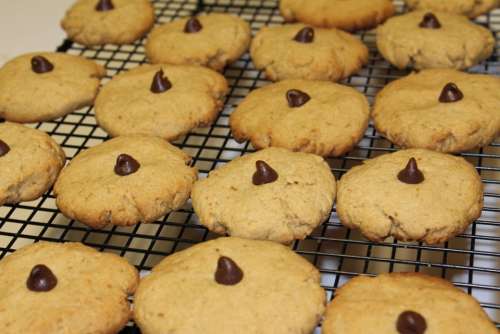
[146,14,251,71]
[404,0,500,18]
[373,69,500,153]
[54,135,197,228]
[95,64,228,141]
[230,79,370,157]
[61,0,155,46]
[0,122,65,206]
[280,0,395,31]
[0,241,139,334]
[336,149,483,244]
[134,237,326,334]
[191,148,336,243]
[250,24,369,81]
[323,273,498,334]
[377,11,494,70]
[0,52,105,123]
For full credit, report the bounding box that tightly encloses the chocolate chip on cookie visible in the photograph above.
[397,158,424,184]
[439,82,463,103]
[293,27,314,43]
[0,139,10,157]
[184,17,203,33]
[26,264,58,292]
[396,311,427,334]
[95,0,114,11]
[214,256,244,285]
[114,154,140,176]
[419,12,441,29]
[150,69,172,94]
[31,55,54,74]
[286,89,311,107]
[252,160,279,185]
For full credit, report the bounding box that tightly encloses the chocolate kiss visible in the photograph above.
[114,154,141,176]
[419,12,441,29]
[95,0,114,11]
[398,158,424,184]
[31,56,54,74]
[184,17,203,33]
[286,89,311,108]
[439,83,463,103]
[252,160,279,185]
[396,311,427,334]
[150,69,172,93]
[215,256,244,285]
[0,139,10,157]
[294,27,314,43]
[26,264,58,292]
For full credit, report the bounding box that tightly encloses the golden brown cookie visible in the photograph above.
[405,0,500,18]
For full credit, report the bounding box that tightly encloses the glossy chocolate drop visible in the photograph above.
[439,82,463,103]
[31,56,54,74]
[95,0,114,11]
[252,160,279,185]
[398,158,424,184]
[419,12,441,29]
[215,256,243,285]
[294,27,314,43]
[184,17,203,33]
[26,264,58,292]
[286,89,311,108]
[114,154,141,176]
[0,140,10,157]
[150,69,172,94]
[397,311,427,334]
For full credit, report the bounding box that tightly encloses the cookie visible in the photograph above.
[61,0,155,46]
[336,149,483,244]
[0,122,65,206]
[323,273,498,334]
[191,148,336,243]
[0,52,105,123]
[405,0,500,18]
[54,135,197,228]
[251,24,369,82]
[134,237,326,334]
[376,11,495,70]
[280,0,395,31]
[230,79,370,157]
[373,69,500,153]
[95,64,229,141]
[145,14,251,71]
[0,241,139,334]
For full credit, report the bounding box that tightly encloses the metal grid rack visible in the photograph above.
[1,0,499,332]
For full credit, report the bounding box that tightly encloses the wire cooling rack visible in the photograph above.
[0,0,499,331]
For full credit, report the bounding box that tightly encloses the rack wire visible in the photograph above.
[0,0,499,332]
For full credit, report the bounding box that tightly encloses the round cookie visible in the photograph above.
[280,0,395,31]
[405,0,500,18]
[134,237,326,334]
[95,64,229,141]
[191,148,336,243]
[250,24,369,82]
[0,241,139,334]
[230,80,370,157]
[0,52,105,123]
[323,273,498,334]
[54,135,197,228]
[61,0,155,46]
[376,11,495,70]
[336,149,483,244]
[146,14,251,71]
[0,122,65,206]
[373,69,500,153]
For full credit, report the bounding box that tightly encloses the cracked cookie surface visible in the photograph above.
[61,0,155,46]
[323,273,498,334]
[336,149,483,244]
[191,148,336,243]
[280,0,395,31]
[0,122,66,206]
[250,24,368,82]
[145,13,251,71]
[0,52,105,123]
[134,237,326,334]
[95,64,228,141]
[405,0,499,18]
[376,10,494,70]
[54,135,197,228]
[230,79,370,157]
[373,69,500,153]
[0,241,139,334]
